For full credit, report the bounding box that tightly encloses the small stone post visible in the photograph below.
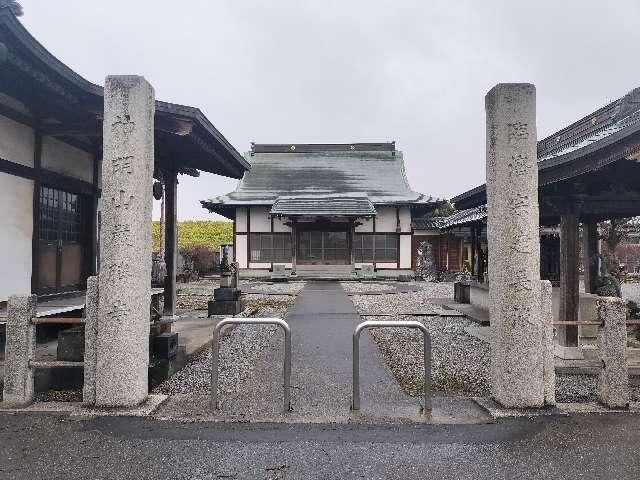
[540,280,556,406]
[2,295,36,407]
[486,83,546,407]
[83,276,99,405]
[95,76,155,407]
[597,297,628,408]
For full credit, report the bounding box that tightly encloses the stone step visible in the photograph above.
[294,265,356,279]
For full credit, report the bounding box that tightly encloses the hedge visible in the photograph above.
[152,220,233,251]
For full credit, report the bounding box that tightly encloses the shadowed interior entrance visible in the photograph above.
[297,230,349,265]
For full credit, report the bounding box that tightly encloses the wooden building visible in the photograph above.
[0,7,249,310]
[451,85,640,352]
[202,143,439,277]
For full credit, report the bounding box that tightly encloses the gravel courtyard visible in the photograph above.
[348,281,640,403]
[155,292,294,398]
[163,278,640,407]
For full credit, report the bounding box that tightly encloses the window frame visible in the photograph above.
[249,233,293,263]
[353,233,398,263]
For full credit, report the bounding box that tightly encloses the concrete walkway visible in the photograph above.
[285,281,419,419]
[157,281,490,424]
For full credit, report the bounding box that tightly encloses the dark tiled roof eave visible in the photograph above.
[413,206,487,230]
[270,195,377,217]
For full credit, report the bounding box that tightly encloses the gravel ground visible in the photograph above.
[240,280,306,295]
[154,294,293,396]
[176,279,219,310]
[340,282,395,293]
[350,287,640,402]
[409,281,455,298]
[351,290,490,396]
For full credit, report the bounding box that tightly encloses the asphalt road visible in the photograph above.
[1,412,639,479]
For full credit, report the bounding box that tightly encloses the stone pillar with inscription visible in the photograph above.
[95,76,155,407]
[486,83,548,408]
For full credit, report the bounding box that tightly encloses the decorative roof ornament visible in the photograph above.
[0,1,23,17]
[611,86,640,122]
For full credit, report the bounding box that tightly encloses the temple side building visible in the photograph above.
[202,142,439,277]
[0,7,249,308]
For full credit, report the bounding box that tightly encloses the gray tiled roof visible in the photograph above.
[413,206,487,230]
[202,148,436,210]
[270,194,376,217]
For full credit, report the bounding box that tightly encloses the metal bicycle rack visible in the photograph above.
[211,317,292,413]
[352,320,432,414]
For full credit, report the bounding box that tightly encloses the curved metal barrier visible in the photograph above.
[352,320,432,414]
[211,317,292,413]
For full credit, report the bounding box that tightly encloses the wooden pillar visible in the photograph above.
[470,224,477,277]
[349,220,355,266]
[477,226,485,282]
[163,170,178,317]
[583,221,599,294]
[559,214,580,347]
[90,149,100,276]
[291,220,297,273]
[30,130,42,294]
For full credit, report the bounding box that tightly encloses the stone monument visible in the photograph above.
[1,294,36,407]
[486,83,549,408]
[208,248,244,316]
[95,76,155,407]
[597,296,629,408]
[83,275,98,405]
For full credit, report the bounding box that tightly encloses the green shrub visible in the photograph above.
[595,275,622,297]
[180,245,219,276]
[152,220,233,251]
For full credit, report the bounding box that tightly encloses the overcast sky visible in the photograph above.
[20,1,640,220]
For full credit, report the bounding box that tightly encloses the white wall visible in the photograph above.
[355,217,374,232]
[249,206,271,232]
[235,207,247,233]
[399,206,411,232]
[0,174,33,301]
[399,235,412,268]
[235,234,248,268]
[375,207,397,232]
[272,216,291,232]
[0,114,35,167]
[41,136,94,183]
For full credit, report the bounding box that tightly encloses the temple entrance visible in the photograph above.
[37,185,89,296]
[297,230,349,265]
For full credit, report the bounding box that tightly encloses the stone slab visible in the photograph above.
[208,300,245,316]
[56,327,84,362]
[473,397,566,419]
[95,75,155,407]
[485,83,546,407]
[0,394,168,418]
[213,287,241,301]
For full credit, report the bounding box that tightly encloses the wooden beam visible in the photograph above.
[155,114,194,136]
[40,123,101,137]
[559,215,580,347]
